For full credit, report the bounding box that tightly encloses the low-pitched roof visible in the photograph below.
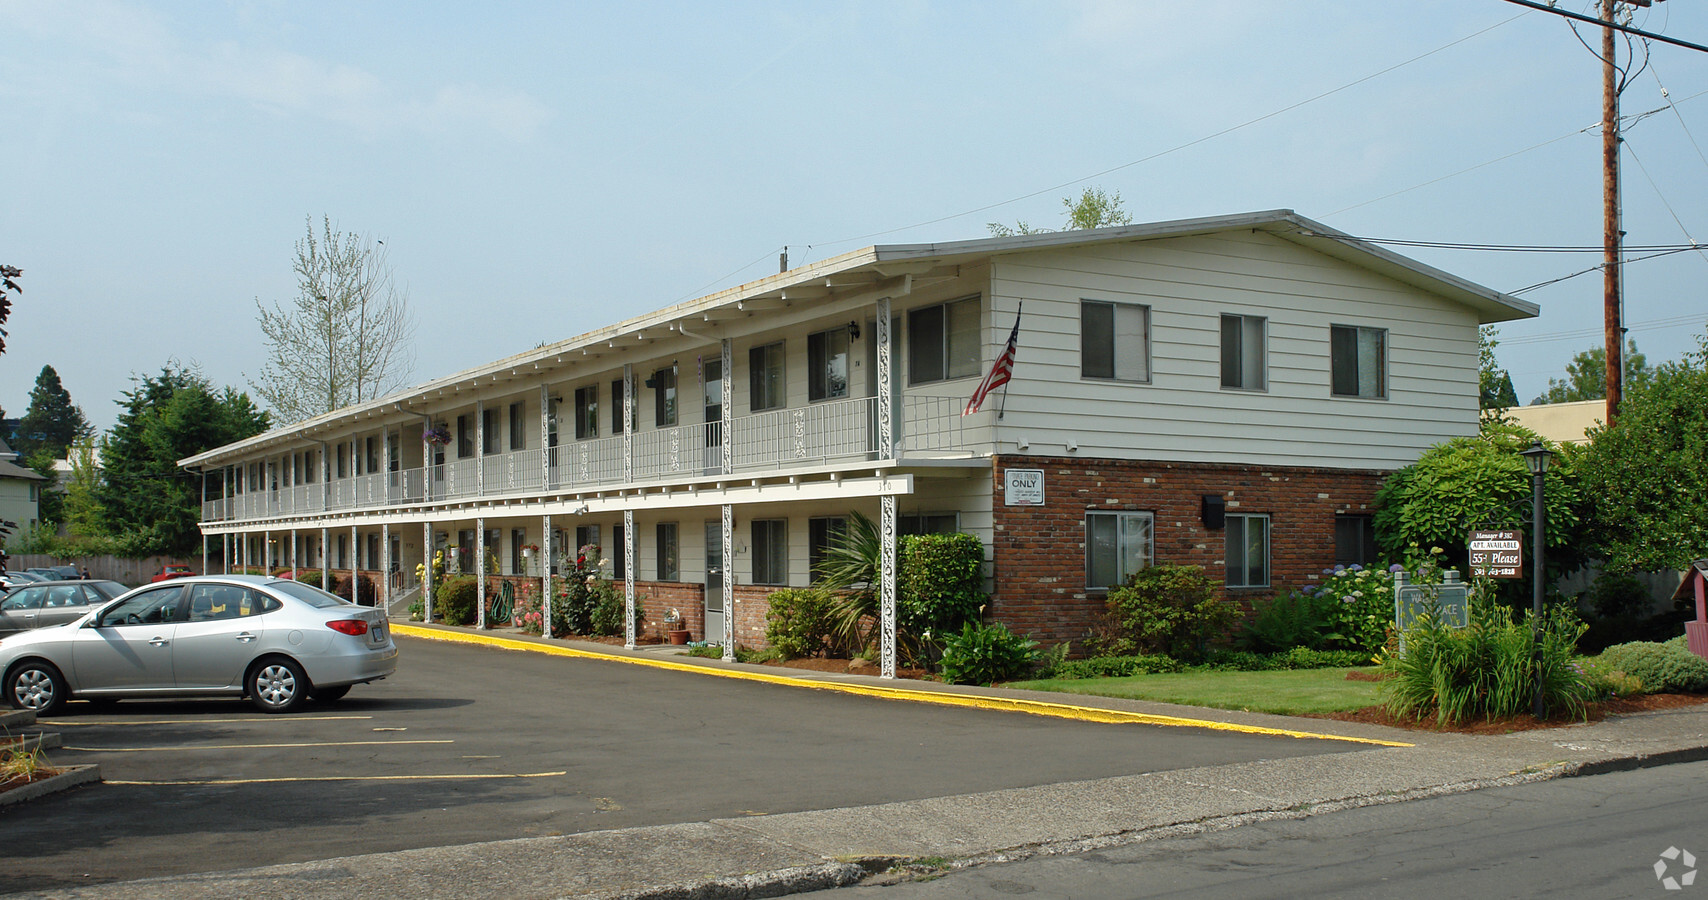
[181,209,1538,467]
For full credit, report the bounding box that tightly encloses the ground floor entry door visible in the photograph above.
[703,520,723,644]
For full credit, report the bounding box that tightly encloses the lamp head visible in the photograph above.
[1520,441,1551,476]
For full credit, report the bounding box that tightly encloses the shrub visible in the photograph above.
[939,620,1040,685]
[1092,564,1233,661]
[293,569,329,590]
[588,583,641,637]
[1304,564,1398,654]
[898,532,986,643]
[550,545,607,637]
[1049,654,1185,680]
[765,587,837,659]
[512,582,544,635]
[1596,641,1708,694]
[1381,597,1595,724]
[436,576,479,626]
[1205,647,1371,671]
[1241,590,1340,652]
[334,573,378,606]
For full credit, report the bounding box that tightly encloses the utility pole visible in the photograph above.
[1601,0,1625,426]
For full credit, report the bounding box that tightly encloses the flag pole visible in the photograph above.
[996,302,1021,420]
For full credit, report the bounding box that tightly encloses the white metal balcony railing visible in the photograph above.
[200,395,977,523]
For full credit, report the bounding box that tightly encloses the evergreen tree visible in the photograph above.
[1479,326,1518,411]
[13,364,91,459]
[1532,339,1654,405]
[98,364,269,556]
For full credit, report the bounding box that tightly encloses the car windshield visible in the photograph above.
[87,581,127,600]
[267,580,352,608]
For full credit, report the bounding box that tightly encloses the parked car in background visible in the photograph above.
[150,564,197,583]
[46,565,81,580]
[0,573,44,591]
[1,575,397,714]
[0,581,128,636]
[25,568,63,581]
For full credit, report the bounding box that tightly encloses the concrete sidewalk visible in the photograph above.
[15,631,1708,900]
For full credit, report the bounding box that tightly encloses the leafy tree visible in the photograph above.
[61,436,104,538]
[0,264,18,356]
[1532,338,1654,405]
[249,216,417,424]
[1372,421,1589,613]
[1479,326,1517,411]
[13,364,91,460]
[988,187,1132,237]
[1576,333,1708,571]
[98,364,270,556]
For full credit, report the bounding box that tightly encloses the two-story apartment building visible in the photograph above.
[181,210,1536,676]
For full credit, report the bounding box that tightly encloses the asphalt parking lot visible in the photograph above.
[0,633,1371,893]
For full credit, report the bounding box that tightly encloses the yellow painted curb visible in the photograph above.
[391,624,1412,748]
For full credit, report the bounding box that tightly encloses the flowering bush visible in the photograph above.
[1296,563,1400,654]
[551,544,610,637]
[512,581,544,635]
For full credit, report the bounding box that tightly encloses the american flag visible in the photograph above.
[964,306,1021,416]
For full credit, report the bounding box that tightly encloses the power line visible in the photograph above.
[1499,311,1707,345]
[800,12,1528,252]
[1499,0,1708,54]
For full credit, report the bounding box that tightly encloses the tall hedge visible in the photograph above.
[898,532,986,639]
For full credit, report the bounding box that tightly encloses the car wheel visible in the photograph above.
[313,684,351,703]
[7,661,67,715]
[248,657,309,713]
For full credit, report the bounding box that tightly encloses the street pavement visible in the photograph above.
[3,620,1708,899]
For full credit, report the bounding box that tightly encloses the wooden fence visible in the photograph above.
[6,554,192,587]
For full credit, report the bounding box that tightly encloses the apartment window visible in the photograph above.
[657,522,679,581]
[456,528,476,573]
[575,525,601,560]
[1335,515,1379,567]
[909,296,980,384]
[611,378,637,435]
[482,407,500,454]
[899,512,960,535]
[1221,314,1267,390]
[751,519,788,585]
[749,341,786,411]
[574,386,599,440]
[653,367,677,427]
[505,402,522,451]
[484,529,501,574]
[367,534,379,571]
[807,327,850,401]
[1081,300,1150,382]
[1226,514,1271,588]
[511,528,526,574]
[808,516,847,579]
[613,524,626,580]
[457,414,475,458]
[387,432,399,472]
[1085,511,1153,590]
[366,436,379,472]
[1331,324,1388,399]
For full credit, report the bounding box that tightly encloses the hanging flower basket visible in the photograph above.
[423,424,451,445]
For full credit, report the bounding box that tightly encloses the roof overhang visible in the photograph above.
[181,209,1535,468]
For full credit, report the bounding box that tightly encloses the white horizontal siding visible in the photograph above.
[990,231,1481,470]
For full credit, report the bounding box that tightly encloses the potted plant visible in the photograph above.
[664,608,690,645]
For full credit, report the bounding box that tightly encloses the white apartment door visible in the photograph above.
[703,520,724,644]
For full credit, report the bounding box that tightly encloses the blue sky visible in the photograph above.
[4,1,1707,433]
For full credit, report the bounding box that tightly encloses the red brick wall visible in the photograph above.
[990,455,1388,647]
[621,581,774,647]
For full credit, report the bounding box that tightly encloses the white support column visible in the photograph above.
[290,530,299,576]
[321,444,330,512]
[381,429,392,502]
[423,522,435,622]
[540,384,551,490]
[623,363,634,484]
[381,523,391,610]
[201,533,208,576]
[721,503,735,661]
[222,533,229,575]
[877,297,893,461]
[320,526,329,572]
[476,518,487,628]
[349,524,357,585]
[422,426,433,503]
[200,472,208,574]
[720,339,733,475]
[623,508,636,649]
[541,514,554,638]
[476,399,486,496]
[880,493,898,679]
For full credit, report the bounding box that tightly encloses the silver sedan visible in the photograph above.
[0,580,128,636]
[0,575,397,714]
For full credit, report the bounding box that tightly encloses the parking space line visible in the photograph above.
[106,771,567,785]
[392,625,1414,748]
[43,716,374,726]
[65,739,453,752]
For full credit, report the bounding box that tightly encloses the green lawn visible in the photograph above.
[1006,667,1384,716]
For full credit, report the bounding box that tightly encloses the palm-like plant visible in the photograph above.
[816,510,882,654]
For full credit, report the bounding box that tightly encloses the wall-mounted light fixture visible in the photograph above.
[848,321,861,340]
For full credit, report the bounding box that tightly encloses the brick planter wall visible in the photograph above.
[990,455,1389,647]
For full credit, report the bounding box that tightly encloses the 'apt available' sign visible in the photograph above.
[1468,530,1523,579]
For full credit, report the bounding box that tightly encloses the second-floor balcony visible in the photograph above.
[202,395,979,524]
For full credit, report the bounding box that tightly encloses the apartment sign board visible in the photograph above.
[1004,469,1045,506]
[1468,530,1522,579]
